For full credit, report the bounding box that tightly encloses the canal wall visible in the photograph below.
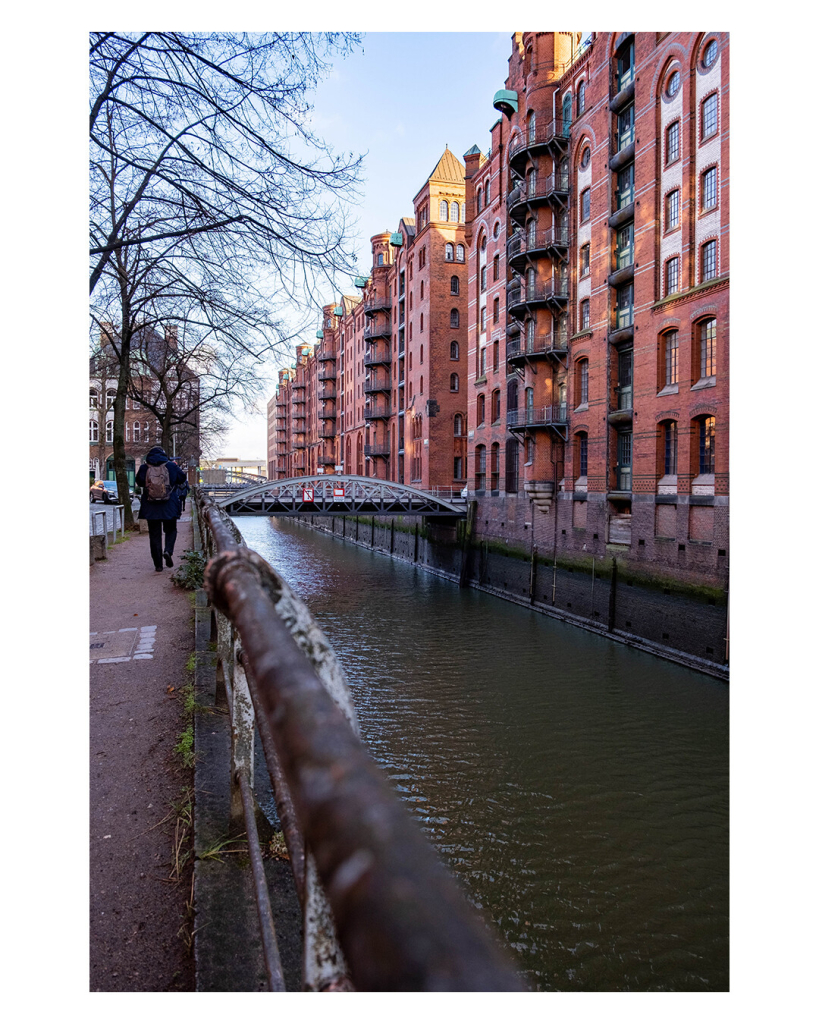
[289,514,728,682]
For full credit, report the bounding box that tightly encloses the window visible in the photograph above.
[617,104,635,150]
[616,37,635,90]
[456,244,465,262]
[665,256,679,296]
[580,299,590,331]
[490,443,500,491]
[485,179,491,204]
[577,433,588,477]
[577,81,586,115]
[450,340,459,360]
[440,199,449,221]
[144,422,150,443]
[454,414,464,436]
[450,309,460,328]
[491,389,501,423]
[476,188,483,213]
[477,394,486,425]
[420,375,423,395]
[701,239,717,281]
[701,93,718,139]
[479,346,487,376]
[450,275,459,295]
[580,145,590,169]
[131,420,139,442]
[378,253,384,266]
[703,39,718,68]
[451,201,460,222]
[505,439,519,493]
[420,313,424,333]
[616,222,634,268]
[106,389,117,409]
[577,359,589,406]
[450,372,459,392]
[702,167,718,210]
[493,221,500,239]
[420,281,424,299]
[493,254,500,281]
[480,266,487,292]
[580,188,591,223]
[125,421,130,442]
[90,419,99,442]
[616,163,634,208]
[665,189,680,231]
[616,282,634,329]
[666,120,680,165]
[663,421,678,475]
[480,307,486,332]
[562,93,572,129]
[475,445,486,491]
[526,437,534,465]
[527,110,537,142]
[493,297,500,323]
[580,244,590,276]
[454,456,464,480]
[662,330,679,387]
[665,69,680,98]
[698,318,717,378]
[698,416,716,474]
[90,388,99,409]
[493,339,499,371]
[445,243,454,261]
[527,169,537,197]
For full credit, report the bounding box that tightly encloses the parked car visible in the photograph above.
[90,480,134,504]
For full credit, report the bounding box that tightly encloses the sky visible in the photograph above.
[222,31,514,460]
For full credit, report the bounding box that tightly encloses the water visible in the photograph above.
[236,516,729,991]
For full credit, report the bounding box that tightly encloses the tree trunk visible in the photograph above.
[113,302,136,529]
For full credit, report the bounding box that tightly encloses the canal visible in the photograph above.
[235,515,729,992]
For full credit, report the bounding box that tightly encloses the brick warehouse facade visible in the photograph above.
[268,31,728,603]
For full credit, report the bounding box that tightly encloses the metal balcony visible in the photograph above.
[292,381,305,390]
[318,455,336,466]
[507,403,569,438]
[364,349,392,368]
[508,119,571,169]
[317,350,337,363]
[320,384,337,400]
[364,377,391,395]
[319,410,336,421]
[364,321,391,341]
[507,330,568,365]
[507,277,568,319]
[364,403,391,421]
[319,369,337,383]
[508,174,570,221]
[363,295,391,317]
[364,444,391,458]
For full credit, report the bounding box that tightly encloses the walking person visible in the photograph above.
[136,446,188,572]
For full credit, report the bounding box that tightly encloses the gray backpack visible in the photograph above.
[144,463,171,501]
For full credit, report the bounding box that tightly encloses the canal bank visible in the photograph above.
[285,513,728,682]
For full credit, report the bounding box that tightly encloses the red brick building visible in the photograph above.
[464,31,729,590]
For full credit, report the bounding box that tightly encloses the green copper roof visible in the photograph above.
[389,232,403,246]
[333,305,344,316]
[354,276,369,288]
[493,88,518,116]
[315,329,324,339]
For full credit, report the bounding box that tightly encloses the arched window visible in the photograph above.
[527,167,537,197]
[562,93,572,129]
[144,422,150,443]
[445,242,454,261]
[695,318,717,380]
[450,340,459,360]
[90,419,99,442]
[420,313,424,333]
[576,358,589,407]
[451,201,460,222]
[505,438,519,493]
[125,422,130,442]
[456,244,465,262]
[577,81,586,115]
[89,388,98,409]
[450,275,459,295]
[420,375,424,395]
[477,393,486,426]
[493,296,500,323]
[439,199,449,221]
[454,414,464,436]
[450,309,460,328]
[450,373,459,392]
[491,389,501,423]
[490,443,500,491]
[485,179,491,204]
[576,431,589,477]
[660,420,678,476]
[695,416,716,475]
[132,420,140,442]
[105,419,114,443]
[528,110,536,143]
[476,188,483,213]
[106,388,117,409]
[493,253,500,281]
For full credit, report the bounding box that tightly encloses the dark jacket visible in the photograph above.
[136,447,188,520]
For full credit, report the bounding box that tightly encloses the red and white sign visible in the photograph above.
[302,487,314,502]
[333,486,345,499]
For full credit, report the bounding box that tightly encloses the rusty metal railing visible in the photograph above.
[193,487,523,991]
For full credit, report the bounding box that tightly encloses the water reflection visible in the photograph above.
[236,516,729,991]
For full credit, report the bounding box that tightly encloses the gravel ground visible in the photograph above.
[90,516,195,992]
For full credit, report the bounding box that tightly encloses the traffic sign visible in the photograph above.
[333,486,345,498]
[302,487,314,502]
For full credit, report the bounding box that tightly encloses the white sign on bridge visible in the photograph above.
[302,487,314,502]
[333,486,346,499]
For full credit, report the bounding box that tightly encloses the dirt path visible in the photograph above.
[90,515,195,992]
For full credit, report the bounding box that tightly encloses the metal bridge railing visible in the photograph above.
[194,488,522,991]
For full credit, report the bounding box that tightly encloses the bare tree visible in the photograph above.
[90,32,363,526]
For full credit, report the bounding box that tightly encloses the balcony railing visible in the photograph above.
[319,410,336,420]
[320,384,337,400]
[507,330,568,361]
[507,403,569,429]
[364,377,391,394]
[364,321,391,341]
[508,174,570,216]
[317,350,336,363]
[364,403,391,420]
[319,369,337,383]
[363,295,391,316]
[318,455,336,466]
[364,350,392,368]
[364,444,391,458]
[508,118,571,163]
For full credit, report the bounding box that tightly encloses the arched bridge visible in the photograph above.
[209,475,468,518]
